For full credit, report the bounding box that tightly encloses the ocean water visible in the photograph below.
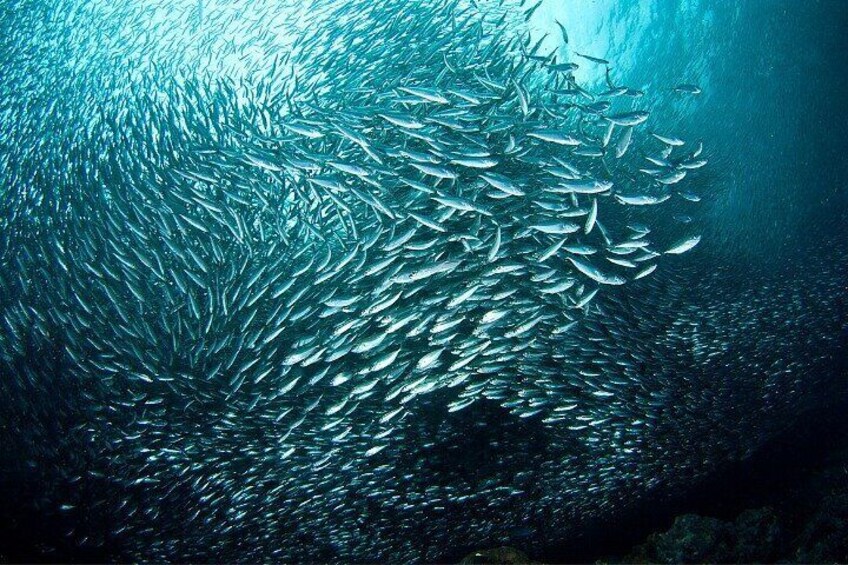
[0,0,846,563]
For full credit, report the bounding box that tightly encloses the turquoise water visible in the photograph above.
[548,0,848,257]
[0,0,845,562]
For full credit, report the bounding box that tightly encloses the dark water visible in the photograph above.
[1,0,846,562]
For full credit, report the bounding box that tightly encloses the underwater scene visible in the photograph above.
[0,0,846,562]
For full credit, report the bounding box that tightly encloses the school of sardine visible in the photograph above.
[2,0,844,561]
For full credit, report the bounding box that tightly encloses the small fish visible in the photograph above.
[524,0,543,21]
[527,129,582,145]
[634,264,658,280]
[397,85,449,104]
[547,62,579,72]
[555,19,569,44]
[479,172,525,196]
[530,221,581,235]
[584,199,598,234]
[550,179,613,194]
[666,235,702,254]
[615,194,671,206]
[651,132,685,146]
[674,83,702,95]
[488,227,502,262]
[606,111,650,126]
[575,52,609,65]
[615,126,634,158]
[568,257,626,285]
[657,170,687,185]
